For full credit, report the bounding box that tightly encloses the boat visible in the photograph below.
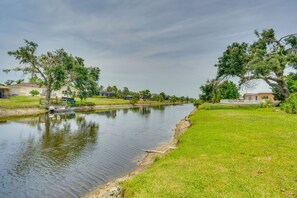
[48,106,76,113]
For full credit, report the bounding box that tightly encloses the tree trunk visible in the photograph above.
[46,85,52,106]
[280,79,290,98]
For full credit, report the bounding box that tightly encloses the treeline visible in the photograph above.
[97,85,194,104]
[3,40,194,105]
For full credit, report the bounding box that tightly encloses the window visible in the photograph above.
[255,96,258,100]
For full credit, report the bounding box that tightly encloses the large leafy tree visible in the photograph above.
[6,40,100,105]
[216,28,297,99]
[199,79,240,103]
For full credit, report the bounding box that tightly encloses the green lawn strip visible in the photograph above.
[0,96,41,109]
[0,96,173,109]
[122,109,297,197]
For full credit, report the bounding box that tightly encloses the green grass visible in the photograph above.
[122,108,297,197]
[0,96,171,109]
[198,102,259,110]
[0,96,41,109]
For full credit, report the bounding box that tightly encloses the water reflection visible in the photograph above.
[11,113,99,177]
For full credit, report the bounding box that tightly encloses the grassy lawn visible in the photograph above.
[0,96,41,109]
[122,108,297,197]
[0,96,170,109]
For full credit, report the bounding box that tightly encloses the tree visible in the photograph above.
[218,80,240,99]
[216,28,297,100]
[160,92,166,101]
[122,87,130,98]
[5,80,15,85]
[199,79,220,103]
[130,93,140,105]
[16,79,24,84]
[139,89,151,101]
[199,79,240,103]
[30,89,40,96]
[6,40,100,105]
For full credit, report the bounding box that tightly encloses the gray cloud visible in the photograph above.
[0,0,296,97]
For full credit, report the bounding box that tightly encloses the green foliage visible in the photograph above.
[218,80,240,99]
[5,80,15,85]
[139,89,151,101]
[199,80,240,103]
[193,99,204,108]
[29,89,40,96]
[215,28,297,99]
[7,40,100,105]
[280,93,297,113]
[130,93,140,105]
[257,100,273,109]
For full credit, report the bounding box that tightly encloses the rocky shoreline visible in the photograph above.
[83,113,193,198]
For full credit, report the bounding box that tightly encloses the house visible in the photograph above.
[99,91,116,97]
[243,92,277,102]
[7,83,78,98]
[7,83,45,96]
[51,85,78,98]
[124,95,133,100]
[0,86,10,98]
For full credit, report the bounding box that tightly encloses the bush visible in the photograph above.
[30,89,40,96]
[280,93,297,114]
[257,100,273,108]
[193,99,204,108]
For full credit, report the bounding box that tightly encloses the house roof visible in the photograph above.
[7,83,44,88]
[0,86,9,89]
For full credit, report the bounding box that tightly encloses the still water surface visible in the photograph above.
[0,105,193,197]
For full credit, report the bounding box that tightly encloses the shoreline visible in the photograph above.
[83,110,194,198]
[0,103,182,119]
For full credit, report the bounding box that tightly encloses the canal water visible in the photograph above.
[0,104,193,197]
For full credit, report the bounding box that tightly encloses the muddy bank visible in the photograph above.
[0,103,176,119]
[0,108,47,119]
[83,112,194,198]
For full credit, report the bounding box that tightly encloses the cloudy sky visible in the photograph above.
[0,0,296,97]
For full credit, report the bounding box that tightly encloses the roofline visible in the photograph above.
[243,92,274,95]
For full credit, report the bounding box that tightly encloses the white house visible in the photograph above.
[7,83,78,98]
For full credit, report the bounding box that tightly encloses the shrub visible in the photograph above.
[257,100,273,108]
[280,93,297,114]
[30,89,40,96]
[193,99,204,108]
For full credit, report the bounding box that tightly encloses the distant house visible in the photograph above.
[243,92,278,103]
[220,92,278,104]
[7,83,78,98]
[8,83,45,96]
[124,95,133,100]
[51,85,78,98]
[99,91,116,97]
[0,86,10,98]
[243,92,276,102]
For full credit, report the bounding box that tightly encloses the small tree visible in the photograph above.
[139,89,151,101]
[30,90,40,96]
[131,93,140,105]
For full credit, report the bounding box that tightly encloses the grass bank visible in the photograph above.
[122,107,297,197]
[0,96,173,109]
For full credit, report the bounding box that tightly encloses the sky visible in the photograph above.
[0,0,296,98]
